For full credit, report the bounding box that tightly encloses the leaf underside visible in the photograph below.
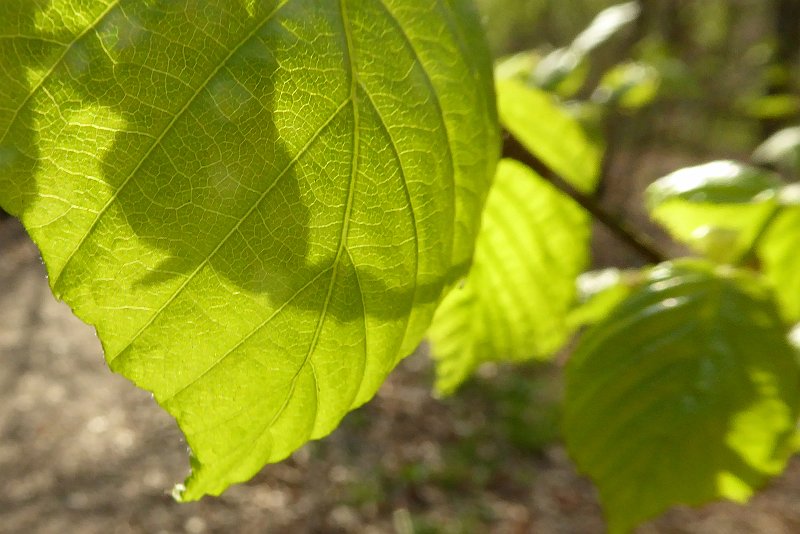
[0,0,498,499]
[564,260,800,534]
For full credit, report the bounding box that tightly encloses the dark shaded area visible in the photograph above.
[0,0,55,218]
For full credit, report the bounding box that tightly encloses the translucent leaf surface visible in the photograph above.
[646,161,783,263]
[428,159,591,395]
[0,0,498,499]
[592,61,661,110]
[496,78,602,192]
[759,206,800,322]
[564,260,800,534]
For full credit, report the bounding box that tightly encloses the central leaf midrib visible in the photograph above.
[262,0,362,442]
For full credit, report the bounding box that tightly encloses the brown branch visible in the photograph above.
[501,130,669,264]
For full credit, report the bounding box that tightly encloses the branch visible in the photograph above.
[501,130,669,264]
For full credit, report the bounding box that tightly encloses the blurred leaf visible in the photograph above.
[647,161,783,205]
[571,1,640,55]
[565,260,800,534]
[494,51,541,82]
[592,61,661,110]
[753,126,800,173]
[496,78,603,192]
[532,47,589,97]
[567,268,642,331]
[759,206,800,323]
[428,159,591,395]
[646,161,783,263]
[740,94,800,120]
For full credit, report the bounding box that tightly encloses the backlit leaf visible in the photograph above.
[0,0,498,499]
[496,78,603,193]
[428,159,591,395]
[646,161,783,263]
[759,205,800,322]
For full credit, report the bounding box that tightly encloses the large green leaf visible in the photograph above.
[428,159,591,395]
[564,260,800,534]
[646,161,783,263]
[0,0,498,499]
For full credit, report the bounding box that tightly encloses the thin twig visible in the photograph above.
[501,130,669,264]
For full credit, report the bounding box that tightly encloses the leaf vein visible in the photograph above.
[51,0,291,287]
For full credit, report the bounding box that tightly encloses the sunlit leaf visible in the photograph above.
[571,1,640,55]
[646,161,783,263]
[0,0,498,499]
[565,260,800,534]
[496,78,603,192]
[428,159,591,395]
[532,47,589,97]
[759,206,800,322]
[753,126,800,173]
[592,61,661,110]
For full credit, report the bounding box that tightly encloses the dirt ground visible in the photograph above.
[2,216,800,534]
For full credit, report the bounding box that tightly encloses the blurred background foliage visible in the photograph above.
[479,0,799,162]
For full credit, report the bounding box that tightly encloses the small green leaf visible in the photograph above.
[570,1,640,55]
[646,161,783,263]
[496,78,603,192]
[532,47,589,97]
[740,93,800,120]
[592,61,661,110]
[428,159,591,395]
[564,260,800,534]
[0,0,498,500]
[753,126,800,173]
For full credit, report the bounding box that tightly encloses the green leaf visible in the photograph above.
[531,47,589,98]
[0,0,498,500]
[759,206,800,322]
[531,1,640,97]
[646,161,783,263]
[428,159,591,395]
[566,268,641,331]
[592,61,661,110]
[564,260,800,534]
[753,126,800,173]
[496,78,603,192]
[570,1,640,55]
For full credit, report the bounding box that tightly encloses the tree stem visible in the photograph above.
[501,131,669,264]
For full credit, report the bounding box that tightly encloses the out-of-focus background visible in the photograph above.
[1,1,799,532]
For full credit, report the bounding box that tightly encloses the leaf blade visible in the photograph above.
[564,260,800,533]
[429,159,592,395]
[0,0,498,499]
